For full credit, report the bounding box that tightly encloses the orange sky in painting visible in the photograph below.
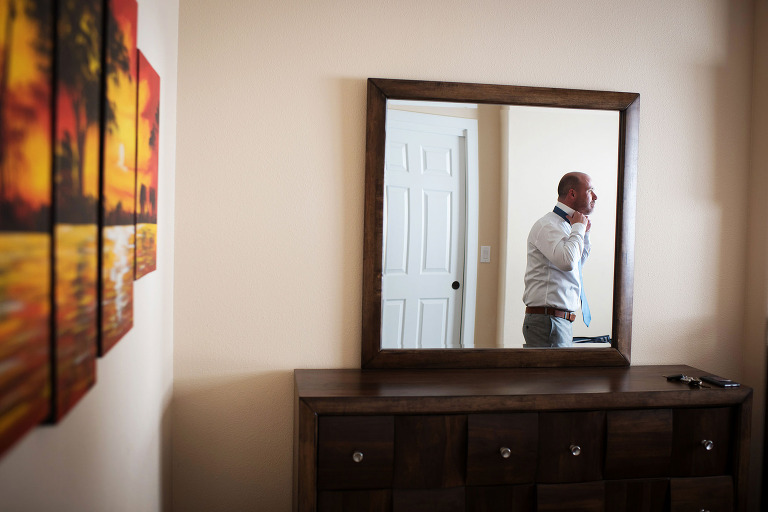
[136,51,160,199]
[102,0,138,216]
[0,4,52,209]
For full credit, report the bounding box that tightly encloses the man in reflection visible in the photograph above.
[522,172,596,347]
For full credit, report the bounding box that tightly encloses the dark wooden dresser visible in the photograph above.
[293,365,751,512]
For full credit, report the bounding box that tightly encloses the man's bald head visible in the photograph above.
[557,172,588,200]
[557,172,597,215]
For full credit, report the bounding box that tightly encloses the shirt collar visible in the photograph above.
[556,201,575,215]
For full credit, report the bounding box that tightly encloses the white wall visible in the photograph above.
[0,1,178,510]
[174,0,763,510]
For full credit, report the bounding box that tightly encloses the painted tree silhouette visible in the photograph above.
[56,0,102,199]
[139,183,146,216]
[103,0,131,132]
[149,186,155,220]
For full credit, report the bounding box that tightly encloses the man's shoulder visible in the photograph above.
[528,211,560,240]
[533,211,560,227]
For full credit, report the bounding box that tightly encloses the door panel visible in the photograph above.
[418,298,449,349]
[422,189,453,273]
[383,185,409,275]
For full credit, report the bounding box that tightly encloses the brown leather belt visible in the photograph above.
[525,306,576,322]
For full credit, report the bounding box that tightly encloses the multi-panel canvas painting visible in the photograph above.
[100,0,137,355]
[135,50,159,280]
[52,0,102,420]
[0,0,160,459]
[0,0,53,452]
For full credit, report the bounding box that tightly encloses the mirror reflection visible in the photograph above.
[381,100,619,349]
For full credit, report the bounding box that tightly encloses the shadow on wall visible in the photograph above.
[162,395,173,512]
[172,371,295,512]
[713,3,766,512]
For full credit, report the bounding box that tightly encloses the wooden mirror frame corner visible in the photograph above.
[362,78,639,369]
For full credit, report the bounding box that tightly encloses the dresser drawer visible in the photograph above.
[393,415,467,489]
[392,488,465,512]
[605,479,669,512]
[466,413,538,485]
[669,476,733,512]
[537,481,605,512]
[672,407,733,477]
[465,485,535,512]
[318,416,394,490]
[537,411,605,483]
[317,490,391,512]
[605,409,673,479]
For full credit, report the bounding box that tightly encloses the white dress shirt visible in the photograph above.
[522,202,591,312]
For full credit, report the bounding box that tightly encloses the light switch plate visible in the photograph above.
[480,246,491,263]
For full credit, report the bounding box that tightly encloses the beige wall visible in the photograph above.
[475,104,503,347]
[0,0,179,510]
[174,0,764,510]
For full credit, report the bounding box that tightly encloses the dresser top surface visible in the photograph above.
[295,365,751,411]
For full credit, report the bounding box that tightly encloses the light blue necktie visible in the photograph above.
[553,207,591,327]
[578,259,591,327]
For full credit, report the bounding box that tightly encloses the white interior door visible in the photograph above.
[381,114,469,349]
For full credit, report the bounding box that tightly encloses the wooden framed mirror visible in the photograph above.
[362,78,639,368]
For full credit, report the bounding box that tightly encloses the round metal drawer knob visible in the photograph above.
[352,451,364,463]
[701,440,715,451]
[570,444,582,456]
[700,509,710,512]
[499,447,511,459]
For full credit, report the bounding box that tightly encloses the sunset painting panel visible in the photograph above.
[0,0,52,454]
[135,50,159,280]
[99,0,136,355]
[52,0,102,420]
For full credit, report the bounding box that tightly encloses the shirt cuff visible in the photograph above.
[571,222,587,236]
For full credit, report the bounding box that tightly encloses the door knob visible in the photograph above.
[452,281,460,290]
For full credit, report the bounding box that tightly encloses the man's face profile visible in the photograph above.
[571,175,597,215]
